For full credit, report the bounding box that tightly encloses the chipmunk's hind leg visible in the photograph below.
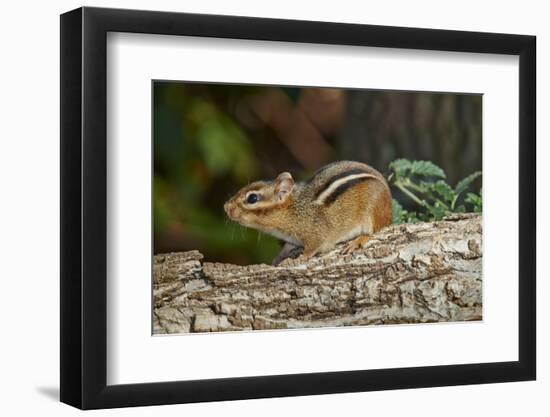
[341,234,371,255]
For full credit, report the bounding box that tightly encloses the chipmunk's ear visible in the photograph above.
[274,172,294,202]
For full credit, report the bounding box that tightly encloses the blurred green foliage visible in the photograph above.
[154,83,279,264]
[154,82,482,265]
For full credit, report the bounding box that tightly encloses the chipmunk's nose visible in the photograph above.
[224,202,233,218]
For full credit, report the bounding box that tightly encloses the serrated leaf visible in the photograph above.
[455,171,482,195]
[388,159,412,177]
[411,160,446,178]
[431,180,455,204]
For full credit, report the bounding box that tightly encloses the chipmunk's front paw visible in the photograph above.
[342,235,371,255]
[272,243,303,265]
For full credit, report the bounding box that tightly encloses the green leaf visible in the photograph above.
[388,158,412,178]
[455,171,482,195]
[411,160,446,178]
[392,199,421,224]
[431,180,455,204]
[427,201,450,221]
[392,199,407,224]
[414,180,431,193]
[406,212,420,223]
[465,192,482,212]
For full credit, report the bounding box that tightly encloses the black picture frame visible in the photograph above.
[60,6,536,410]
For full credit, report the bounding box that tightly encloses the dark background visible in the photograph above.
[153,81,482,265]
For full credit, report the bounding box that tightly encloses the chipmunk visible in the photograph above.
[224,161,392,264]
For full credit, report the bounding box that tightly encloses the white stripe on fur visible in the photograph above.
[314,173,377,204]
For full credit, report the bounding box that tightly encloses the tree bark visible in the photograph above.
[153,213,482,334]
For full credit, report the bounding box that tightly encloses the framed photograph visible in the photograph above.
[60,6,536,409]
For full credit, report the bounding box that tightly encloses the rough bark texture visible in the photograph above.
[153,213,482,334]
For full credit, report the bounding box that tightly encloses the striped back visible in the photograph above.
[305,161,384,206]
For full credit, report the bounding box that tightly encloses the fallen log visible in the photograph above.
[153,213,482,333]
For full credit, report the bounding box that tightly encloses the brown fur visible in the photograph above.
[224,161,392,259]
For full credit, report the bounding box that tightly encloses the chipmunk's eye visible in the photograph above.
[246,193,259,204]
